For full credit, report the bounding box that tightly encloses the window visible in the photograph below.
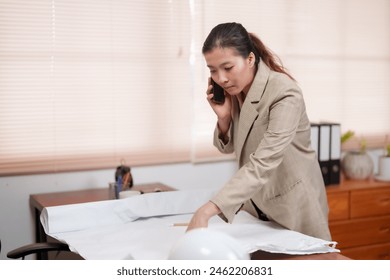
[1,0,389,175]
[0,0,192,175]
[192,0,390,159]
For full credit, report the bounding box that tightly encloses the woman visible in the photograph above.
[187,22,331,240]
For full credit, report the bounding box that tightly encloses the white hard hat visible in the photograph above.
[167,228,249,260]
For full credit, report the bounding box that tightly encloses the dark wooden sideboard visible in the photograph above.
[327,178,390,259]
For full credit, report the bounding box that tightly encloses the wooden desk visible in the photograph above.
[29,182,352,261]
[30,182,176,259]
[251,251,350,260]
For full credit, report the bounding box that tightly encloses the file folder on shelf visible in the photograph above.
[311,122,341,186]
[329,123,341,185]
[318,124,331,186]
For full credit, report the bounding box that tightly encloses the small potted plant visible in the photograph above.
[341,131,374,180]
[376,142,390,181]
[387,144,390,157]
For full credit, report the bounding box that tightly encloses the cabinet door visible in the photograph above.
[351,188,390,218]
[330,215,390,248]
[341,242,390,260]
[327,191,349,221]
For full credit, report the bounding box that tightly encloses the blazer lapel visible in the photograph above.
[236,60,270,162]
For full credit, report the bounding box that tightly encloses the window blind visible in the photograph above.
[191,0,390,161]
[0,0,192,175]
[0,0,389,175]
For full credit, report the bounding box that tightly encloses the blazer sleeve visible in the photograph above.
[211,85,304,223]
[213,121,234,154]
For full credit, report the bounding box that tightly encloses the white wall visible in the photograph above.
[0,160,237,260]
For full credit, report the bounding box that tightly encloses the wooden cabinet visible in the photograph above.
[327,179,390,260]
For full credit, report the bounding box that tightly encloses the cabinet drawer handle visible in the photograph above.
[379,197,390,204]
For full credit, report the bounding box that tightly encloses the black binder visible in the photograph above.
[329,123,341,185]
[318,123,331,186]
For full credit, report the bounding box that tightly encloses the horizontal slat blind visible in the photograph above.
[0,0,389,175]
[192,0,390,161]
[0,0,192,175]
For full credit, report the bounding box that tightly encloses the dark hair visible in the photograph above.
[202,22,294,81]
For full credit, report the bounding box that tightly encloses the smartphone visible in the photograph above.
[211,78,225,104]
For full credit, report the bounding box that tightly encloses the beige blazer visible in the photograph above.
[210,60,331,240]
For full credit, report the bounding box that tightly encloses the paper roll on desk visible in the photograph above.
[40,189,339,259]
[119,190,141,199]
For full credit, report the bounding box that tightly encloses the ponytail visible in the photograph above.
[249,33,295,81]
[202,22,295,81]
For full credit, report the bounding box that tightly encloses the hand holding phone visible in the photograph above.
[211,78,225,104]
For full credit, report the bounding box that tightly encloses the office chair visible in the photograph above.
[7,242,70,260]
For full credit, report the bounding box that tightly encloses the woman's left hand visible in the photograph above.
[186,201,221,232]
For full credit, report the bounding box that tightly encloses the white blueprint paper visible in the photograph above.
[40,189,339,259]
[41,189,217,234]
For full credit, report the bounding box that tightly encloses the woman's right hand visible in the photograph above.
[186,201,221,232]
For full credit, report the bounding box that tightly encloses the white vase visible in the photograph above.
[377,156,390,181]
[341,151,373,180]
